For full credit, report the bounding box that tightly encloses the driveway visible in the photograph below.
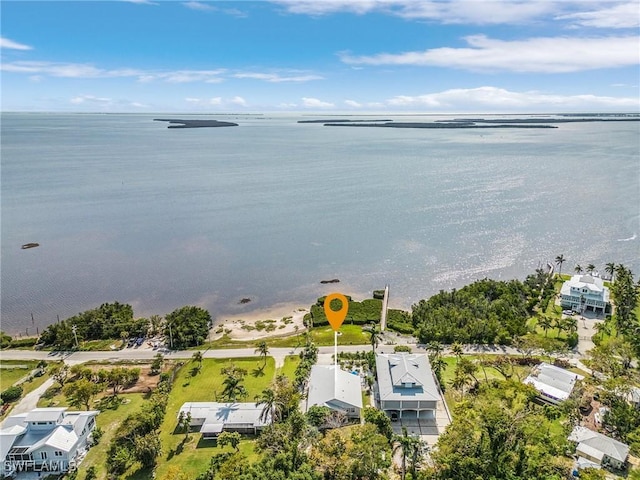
[0,377,55,426]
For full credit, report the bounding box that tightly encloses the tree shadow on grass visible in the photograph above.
[125,466,153,480]
[251,365,265,377]
[96,395,122,411]
[196,436,218,449]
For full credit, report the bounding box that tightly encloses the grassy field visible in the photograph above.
[0,360,41,391]
[277,355,301,380]
[440,355,535,386]
[74,393,147,480]
[203,324,370,350]
[152,356,275,479]
[0,360,51,417]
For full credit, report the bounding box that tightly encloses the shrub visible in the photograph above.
[393,345,412,353]
[1,385,23,403]
[9,337,39,348]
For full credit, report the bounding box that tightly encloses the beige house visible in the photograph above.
[569,426,629,471]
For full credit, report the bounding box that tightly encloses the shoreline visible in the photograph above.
[210,302,309,342]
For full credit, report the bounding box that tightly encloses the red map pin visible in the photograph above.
[324,293,349,331]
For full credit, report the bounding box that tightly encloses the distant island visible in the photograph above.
[154,119,238,128]
[298,119,392,123]
[324,122,558,129]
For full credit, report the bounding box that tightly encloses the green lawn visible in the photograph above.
[203,324,370,350]
[0,360,41,391]
[440,356,534,386]
[0,361,51,418]
[276,355,301,380]
[526,317,569,340]
[74,393,147,480]
[153,357,275,479]
[80,339,125,351]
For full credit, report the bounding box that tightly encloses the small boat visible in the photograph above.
[21,243,40,249]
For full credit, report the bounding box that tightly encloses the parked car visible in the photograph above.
[562,310,575,315]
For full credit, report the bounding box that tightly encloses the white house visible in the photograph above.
[560,274,610,314]
[177,402,269,439]
[523,362,584,404]
[0,407,98,477]
[569,426,629,470]
[306,365,363,419]
[375,353,441,420]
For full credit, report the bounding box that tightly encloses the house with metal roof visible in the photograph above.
[306,365,363,419]
[523,362,584,404]
[177,402,270,439]
[0,407,98,477]
[560,274,610,314]
[375,353,441,420]
[568,426,629,470]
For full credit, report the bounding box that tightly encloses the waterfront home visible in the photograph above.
[523,362,584,404]
[177,402,269,439]
[306,365,363,419]
[568,426,629,470]
[560,274,610,314]
[375,353,440,420]
[0,407,98,477]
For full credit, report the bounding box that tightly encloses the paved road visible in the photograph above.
[0,342,569,364]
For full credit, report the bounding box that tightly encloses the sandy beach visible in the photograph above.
[211,302,309,341]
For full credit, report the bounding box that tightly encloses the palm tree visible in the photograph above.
[450,342,464,362]
[555,255,566,277]
[538,316,553,337]
[255,341,269,366]
[564,317,578,336]
[367,324,383,353]
[255,387,278,424]
[392,427,422,480]
[221,372,247,402]
[605,262,616,282]
[574,264,583,274]
[586,264,596,275]
[192,350,203,367]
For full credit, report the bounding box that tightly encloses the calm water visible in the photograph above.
[1,113,639,335]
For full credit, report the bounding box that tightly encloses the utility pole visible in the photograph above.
[72,325,79,349]
[168,322,173,349]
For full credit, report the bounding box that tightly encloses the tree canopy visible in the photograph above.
[412,278,536,344]
[164,306,211,349]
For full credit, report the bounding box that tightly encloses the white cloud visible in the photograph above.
[556,1,640,28]
[1,37,33,50]
[123,0,158,5]
[340,35,640,73]
[233,72,323,82]
[272,0,638,28]
[273,0,557,25]
[1,61,227,83]
[185,97,243,107]
[70,94,112,105]
[344,99,362,107]
[156,70,226,83]
[384,86,640,110]
[230,96,247,106]
[302,97,335,108]
[184,1,217,12]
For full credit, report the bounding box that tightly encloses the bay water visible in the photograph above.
[1,113,638,335]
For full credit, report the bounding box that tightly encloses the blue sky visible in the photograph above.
[1,0,639,113]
